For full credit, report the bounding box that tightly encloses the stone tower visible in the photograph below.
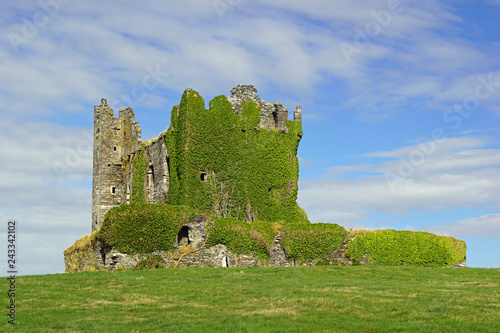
[92,99,142,231]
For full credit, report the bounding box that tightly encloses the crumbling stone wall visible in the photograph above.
[227,85,302,132]
[64,232,107,273]
[92,101,169,229]
[92,100,141,230]
[91,85,303,232]
[145,133,169,204]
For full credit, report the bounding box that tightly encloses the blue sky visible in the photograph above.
[1,0,499,275]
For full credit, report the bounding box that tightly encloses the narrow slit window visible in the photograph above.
[200,172,207,181]
[111,187,116,194]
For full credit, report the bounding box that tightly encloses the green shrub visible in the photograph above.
[98,203,197,254]
[134,255,166,270]
[348,230,466,267]
[206,219,348,262]
[206,218,273,258]
[280,223,347,262]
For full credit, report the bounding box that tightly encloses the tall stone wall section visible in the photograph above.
[92,99,142,231]
[92,99,170,231]
[145,133,170,204]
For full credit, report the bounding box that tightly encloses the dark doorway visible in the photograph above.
[177,226,191,247]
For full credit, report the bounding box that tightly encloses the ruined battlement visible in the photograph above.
[227,85,301,132]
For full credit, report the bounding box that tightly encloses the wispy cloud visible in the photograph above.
[0,120,92,275]
[2,0,499,121]
[421,214,500,237]
[299,135,500,233]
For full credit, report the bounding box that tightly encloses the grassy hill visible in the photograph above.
[2,266,499,332]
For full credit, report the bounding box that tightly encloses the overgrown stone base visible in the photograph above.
[64,232,467,273]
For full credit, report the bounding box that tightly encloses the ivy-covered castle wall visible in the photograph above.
[91,85,306,231]
[164,86,307,224]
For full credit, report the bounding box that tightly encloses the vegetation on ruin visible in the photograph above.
[205,218,348,262]
[95,203,466,268]
[63,230,101,273]
[130,143,148,204]
[79,88,467,268]
[98,203,197,253]
[4,266,499,332]
[134,254,166,270]
[164,89,307,225]
[348,230,467,267]
[280,223,347,262]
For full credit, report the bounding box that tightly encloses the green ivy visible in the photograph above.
[100,88,468,268]
[347,230,466,267]
[98,203,197,254]
[206,218,347,262]
[164,89,308,225]
[206,218,272,258]
[280,223,347,262]
[134,254,166,270]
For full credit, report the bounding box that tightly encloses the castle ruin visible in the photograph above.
[65,84,467,272]
[91,85,302,231]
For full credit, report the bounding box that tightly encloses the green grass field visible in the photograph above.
[2,266,499,332]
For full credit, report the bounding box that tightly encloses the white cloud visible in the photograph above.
[421,214,500,237]
[298,136,500,228]
[2,0,498,121]
[0,120,92,275]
